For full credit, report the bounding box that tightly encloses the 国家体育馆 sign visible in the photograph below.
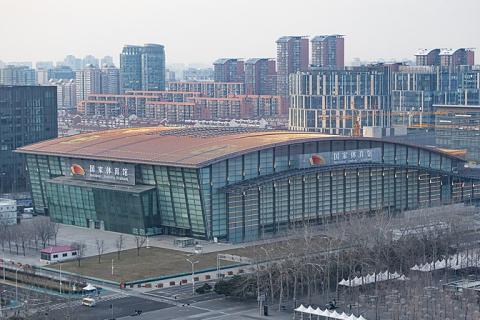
[68,160,135,185]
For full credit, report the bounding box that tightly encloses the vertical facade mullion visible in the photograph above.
[166,167,177,226]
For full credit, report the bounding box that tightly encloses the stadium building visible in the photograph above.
[17,127,480,243]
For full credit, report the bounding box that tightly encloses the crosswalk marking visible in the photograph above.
[34,293,128,313]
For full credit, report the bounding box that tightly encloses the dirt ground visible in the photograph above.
[50,235,333,282]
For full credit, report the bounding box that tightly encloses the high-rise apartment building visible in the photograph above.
[101,56,114,66]
[48,66,75,80]
[63,55,83,70]
[0,86,57,193]
[415,49,441,66]
[440,48,475,67]
[35,61,54,70]
[244,58,276,95]
[415,48,475,66]
[434,104,480,162]
[0,66,36,85]
[391,65,480,127]
[36,69,50,85]
[75,64,102,102]
[83,55,99,68]
[276,36,309,97]
[311,35,345,68]
[213,58,245,83]
[49,79,76,112]
[101,64,121,94]
[120,44,166,92]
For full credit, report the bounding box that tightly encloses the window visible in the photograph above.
[62,253,68,257]
[72,252,77,256]
[53,254,58,258]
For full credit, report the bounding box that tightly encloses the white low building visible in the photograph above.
[0,198,17,225]
[40,245,78,263]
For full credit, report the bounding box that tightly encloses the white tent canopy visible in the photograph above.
[83,283,97,291]
[338,271,404,287]
[294,305,368,320]
[410,250,480,273]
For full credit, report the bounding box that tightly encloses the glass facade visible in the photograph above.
[435,105,480,162]
[0,86,57,193]
[288,66,391,134]
[24,138,480,243]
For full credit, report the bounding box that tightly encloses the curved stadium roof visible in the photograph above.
[16,127,463,168]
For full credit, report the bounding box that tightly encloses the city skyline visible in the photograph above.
[1,0,479,66]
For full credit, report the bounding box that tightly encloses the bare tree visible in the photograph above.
[95,239,105,264]
[71,241,86,267]
[115,234,125,260]
[35,217,55,248]
[17,223,33,256]
[134,234,147,256]
[0,221,8,252]
[51,222,60,246]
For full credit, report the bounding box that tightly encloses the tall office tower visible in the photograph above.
[63,55,83,70]
[120,44,166,92]
[120,45,143,92]
[101,64,121,94]
[244,58,277,95]
[0,85,57,193]
[311,35,345,69]
[276,36,309,97]
[289,65,392,135]
[0,60,4,68]
[101,56,114,66]
[213,58,245,83]
[49,79,76,112]
[35,61,54,70]
[75,64,102,102]
[83,55,100,68]
[48,66,75,80]
[0,65,37,85]
[141,44,166,91]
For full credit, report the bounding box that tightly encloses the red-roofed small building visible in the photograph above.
[40,245,78,263]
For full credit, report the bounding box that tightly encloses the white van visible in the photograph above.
[82,297,96,307]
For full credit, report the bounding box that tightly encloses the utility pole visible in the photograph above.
[111,259,114,276]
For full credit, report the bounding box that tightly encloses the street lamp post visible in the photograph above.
[0,289,6,318]
[59,264,62,295]
[2,251,5,281]
[186,258,199,296]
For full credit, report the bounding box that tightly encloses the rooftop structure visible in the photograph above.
[18,126,480,242]
[17,127,334,168]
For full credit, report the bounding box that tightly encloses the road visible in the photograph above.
[1,278,291,320]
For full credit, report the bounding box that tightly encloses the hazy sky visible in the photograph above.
[1,0,479,66]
